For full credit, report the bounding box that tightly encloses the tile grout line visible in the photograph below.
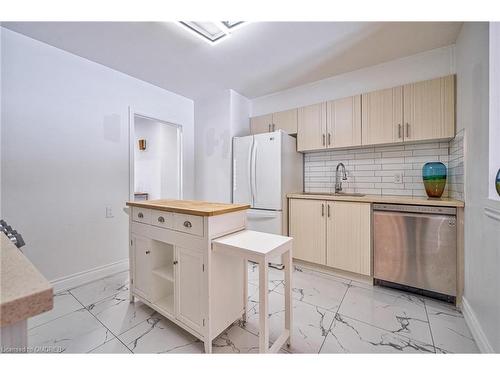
[68,289,133,353]
[317,281,352,353]
[423,299,437,354]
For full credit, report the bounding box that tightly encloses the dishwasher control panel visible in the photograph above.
[373,203,456,216]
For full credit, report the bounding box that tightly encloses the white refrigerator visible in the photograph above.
[232,130,303,235]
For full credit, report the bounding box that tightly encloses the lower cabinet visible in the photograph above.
[131,235,204,333]
[132,235,153,299]
[289,199,371,276]
[175,246,204,333]
[326,201,371,275]
[288,198,326,264]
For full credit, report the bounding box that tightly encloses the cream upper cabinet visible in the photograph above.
[326,95,361,148]
[362,86,404,146]
[250,114,273,135]
[326,202,371,276]
[289,198,326,265]
[297,102,327,152]
[272,108,298,134]
[250,109,297,135]
[403,75,455,142]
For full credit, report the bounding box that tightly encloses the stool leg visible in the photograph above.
[283,249,293,347]
[204,339,212,354]
[258,260,269,353]
[242,258,248,324]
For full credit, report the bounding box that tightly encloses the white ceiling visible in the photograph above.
[2,22,463,100]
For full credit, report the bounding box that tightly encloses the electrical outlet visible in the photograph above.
[105,206,114,218]
[393,172,403,184]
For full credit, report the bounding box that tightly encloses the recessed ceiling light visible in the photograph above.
[178,21,245,45]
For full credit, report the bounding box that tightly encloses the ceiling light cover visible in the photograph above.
[178,21,245,45]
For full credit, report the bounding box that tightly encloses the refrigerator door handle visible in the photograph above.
[251,140,258,204]
[249,138,255,205]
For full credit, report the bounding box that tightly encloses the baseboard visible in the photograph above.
[462,297,495,353]
[50,259,129,293]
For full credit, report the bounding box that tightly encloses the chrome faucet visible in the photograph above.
[335,163,348,193]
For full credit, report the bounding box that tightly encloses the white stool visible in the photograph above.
[212,230,293,353]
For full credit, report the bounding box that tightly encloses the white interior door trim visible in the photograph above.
[128,107,183,201]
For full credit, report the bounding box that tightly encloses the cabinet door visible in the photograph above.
[297,102,327,151]
[289,199,326,264]
[326,202,371,276]
[362,87,403,146]
[250,114,273,135]
[132,235,153,299]
[327,95,361,148]
[403,75,455,142]
[175,246,204,333]
[272,108,298,134]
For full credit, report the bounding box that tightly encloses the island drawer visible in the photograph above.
[151,210,174,229]
[132,207,151,224]
[174,213,204,236]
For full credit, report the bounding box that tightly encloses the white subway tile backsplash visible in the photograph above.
[304,136,464,199]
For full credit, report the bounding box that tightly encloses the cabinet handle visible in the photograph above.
[268,124,271,132]
[183,220,192,228]
[321,203,325,217]
[138,212,144,218]
[327,204,331,218]
[322,134,326,146]
[273,124,276,132]
[405,123,410,138]
[145,250,150,255]
[398,124,402,139]
[173,260,178,265]
[157,216,165,223]
[328,133,332,146]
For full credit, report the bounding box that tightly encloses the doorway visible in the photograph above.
[130,113,182,201]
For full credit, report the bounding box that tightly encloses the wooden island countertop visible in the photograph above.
[126,199,251,217]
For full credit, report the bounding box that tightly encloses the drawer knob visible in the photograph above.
[138,212,144,219]
[183,220,192,228]
[145,250,150,255]
[157,216,165,223]
[173,260,178,265]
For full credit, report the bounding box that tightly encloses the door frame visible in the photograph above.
[128,107,183,201]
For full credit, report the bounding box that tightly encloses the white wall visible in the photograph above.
[455,22,500,353]
[251,45,455,116]
[194,89,250,202]
[134,117,179,200]
[0,28,195,286]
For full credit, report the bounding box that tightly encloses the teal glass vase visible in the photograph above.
[422,162,447,198]
[496,169,500,196]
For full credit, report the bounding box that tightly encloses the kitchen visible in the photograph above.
[1,11,499,367]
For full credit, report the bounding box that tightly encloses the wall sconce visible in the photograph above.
[138,139,147,151]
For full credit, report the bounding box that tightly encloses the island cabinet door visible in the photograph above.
[175,246,204,334]
[132,235,153,300]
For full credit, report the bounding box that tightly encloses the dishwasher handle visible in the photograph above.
[373,203,456,216]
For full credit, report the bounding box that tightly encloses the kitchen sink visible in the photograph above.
[301,192,366,197]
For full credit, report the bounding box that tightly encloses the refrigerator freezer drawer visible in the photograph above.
[246,209,283,235]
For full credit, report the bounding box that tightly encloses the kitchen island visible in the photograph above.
[125,199,250,353]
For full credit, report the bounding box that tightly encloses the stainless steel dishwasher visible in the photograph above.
[373,204,457,302]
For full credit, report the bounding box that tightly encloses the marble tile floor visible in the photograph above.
[27,264,479,354]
